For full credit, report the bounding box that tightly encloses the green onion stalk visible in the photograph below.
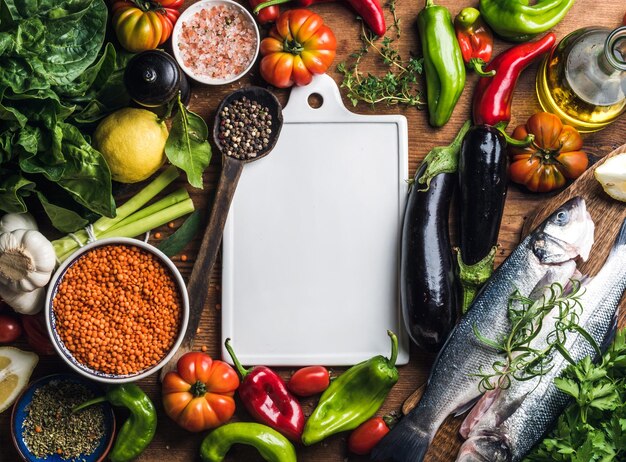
[52,166,195,263]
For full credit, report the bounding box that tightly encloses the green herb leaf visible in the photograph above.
[165,95,212,189]
[336,0,424,109]
[157,210,202,257]
[525,329,626,461]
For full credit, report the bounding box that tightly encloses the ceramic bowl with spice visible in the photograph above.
[45,238,189,384]
[171,0,260,85]
[11,374,115,462]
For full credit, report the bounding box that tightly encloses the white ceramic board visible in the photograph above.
[221,74,409,366]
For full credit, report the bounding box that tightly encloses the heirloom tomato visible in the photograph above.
[509,112,588,193]
[162,351,239,432]
[260,9,337,88]
[112,0,181,53]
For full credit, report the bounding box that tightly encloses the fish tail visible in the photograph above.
[609,218,626,256]
[371,416,432,462]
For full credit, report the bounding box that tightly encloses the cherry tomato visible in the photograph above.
[0,314,22,343]
[287,366,330,397]
[21,313,55,355]
[348,417,390,455]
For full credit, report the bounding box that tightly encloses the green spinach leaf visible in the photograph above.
[36,191,88,232]
[0,172,34,213]
[55,122,114,217]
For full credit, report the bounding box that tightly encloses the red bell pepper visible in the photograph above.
[454,7,495,77]
[253,0,386,36]
[224,339,305,442]
[473,33,556,127]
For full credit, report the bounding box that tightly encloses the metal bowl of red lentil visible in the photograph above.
[44,238,189,384]
[171,0,260,85]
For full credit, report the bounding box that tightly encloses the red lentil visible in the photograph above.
[53,244,181,375]
[154,232,162,239]
[180,255,188,262]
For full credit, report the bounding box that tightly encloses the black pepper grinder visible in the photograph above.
[124,50,190,108]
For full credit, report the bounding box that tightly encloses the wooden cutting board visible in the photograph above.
[521,142,626,328]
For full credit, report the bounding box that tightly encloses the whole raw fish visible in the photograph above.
[456,217,626,462]
[371,197,595,462]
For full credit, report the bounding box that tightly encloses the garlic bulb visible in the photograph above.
[0,212,38,233]
[0,283,45,315]
[0,229,56,292]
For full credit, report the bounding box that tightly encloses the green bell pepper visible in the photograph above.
[74,383,157,462]
[200,422,297,462]
[417,0,466,127]
[301,331,399,445]
[479,0,575,42]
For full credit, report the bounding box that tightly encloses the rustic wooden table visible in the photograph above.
[2,1,625,461]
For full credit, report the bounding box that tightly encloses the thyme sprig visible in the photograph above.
[336,0,425,108]
[474,280,592,391]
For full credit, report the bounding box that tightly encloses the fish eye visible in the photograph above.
[557,210,569,224]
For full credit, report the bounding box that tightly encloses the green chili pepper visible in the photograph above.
[200,422,297,462]
[73,383,157,462]
[301,330,399,446]
[479,0,575,42]
[417,0,466,127]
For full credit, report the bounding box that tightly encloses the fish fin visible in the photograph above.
[459,389,500,438]
[609,218,626,257]
[371,417,432,462]
[453,395,482,417]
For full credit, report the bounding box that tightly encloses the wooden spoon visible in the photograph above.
[160,87,283,380]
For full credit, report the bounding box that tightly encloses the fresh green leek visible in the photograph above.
[52,166,195,263]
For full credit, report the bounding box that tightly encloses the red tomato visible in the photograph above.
[348,417,390,455]
[21,313,55,355]
[287,366,330,397]
[0,314,22,343]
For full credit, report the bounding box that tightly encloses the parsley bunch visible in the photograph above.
[526,328,626,461]
[336,0,425,108]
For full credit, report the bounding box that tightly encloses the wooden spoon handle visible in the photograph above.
[160,156,244,380]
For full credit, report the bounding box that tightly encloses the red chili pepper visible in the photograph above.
[287,366,330,397]
[253,0,385,36]
[473,33,556,127]
[249,0,280,24]
[454,7,495,77]
[224,339,305,442]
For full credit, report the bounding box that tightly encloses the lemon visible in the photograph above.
[93,108,168,183]
[0,347,38,413]
[595,154,626,202]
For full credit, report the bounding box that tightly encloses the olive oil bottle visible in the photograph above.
[536,26,626,133]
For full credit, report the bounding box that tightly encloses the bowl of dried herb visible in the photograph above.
[11,374,115,462]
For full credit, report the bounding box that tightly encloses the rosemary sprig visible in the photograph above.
[336,0,425,108]
[474,280,589,391]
